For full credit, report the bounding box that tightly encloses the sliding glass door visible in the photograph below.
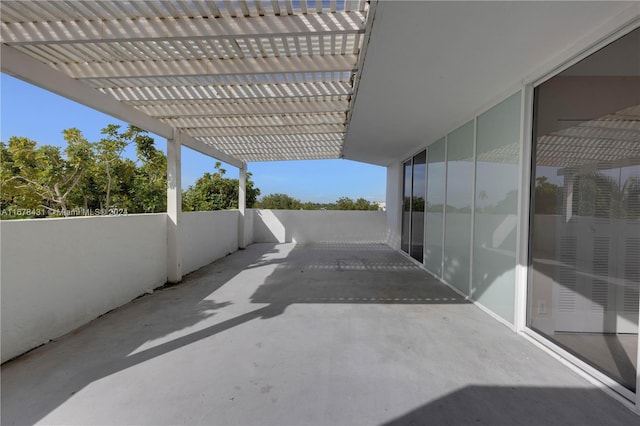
[401,151,427,262]
[411,151,426,261]
[528,27,639,391]
[401,159,412,254]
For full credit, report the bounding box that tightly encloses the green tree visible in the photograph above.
[301,201,324,210]
[183,162,259,211]
[333,196,377,210]
[255,193,302,210]
[89,125,167,213]
[3,131,94,216]
[128,127,167,213]
[335,197,356,210]
[1,125,169,218]
[94,124,130,211]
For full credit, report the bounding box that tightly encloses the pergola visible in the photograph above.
[1,0,373,282]
[1,0,372,163]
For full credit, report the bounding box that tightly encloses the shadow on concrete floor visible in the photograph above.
[1,243,637,425]
[383,385,638,426]
[1,242,465,425]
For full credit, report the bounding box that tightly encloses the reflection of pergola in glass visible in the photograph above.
[538,104,640,171]
[535,104,640,221]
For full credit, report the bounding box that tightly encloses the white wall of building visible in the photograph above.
[253,210,387,244]
[182,210,239,275]
[1,214,167,363]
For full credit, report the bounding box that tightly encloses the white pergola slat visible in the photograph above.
[201,132,345,145]
[96,81,353,102]
[0,0,371,162]
[133,98,351,117]
[160,112,346,128]
[52,55,358,80]
[183,124,346,137]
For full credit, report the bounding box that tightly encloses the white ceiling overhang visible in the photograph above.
[344,1,640,166]
[1,0,371,165]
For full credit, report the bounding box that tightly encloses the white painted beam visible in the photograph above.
[61,55,359,80]
[98,81,353,102]
[216,142,342,153]
[205,139,342,154]
[345,0,376,126]
[0,45,244,169]
[167,130,183,284]
[214,138,343,148]
[134,98,350,117]
[182,123,346,137]
[233,149,342,162]
[238,165,247,249]
[162,112,346,128]
[199,133,344,146]
[1,12,366,45]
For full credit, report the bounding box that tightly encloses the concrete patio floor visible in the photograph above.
[1,242,638,425]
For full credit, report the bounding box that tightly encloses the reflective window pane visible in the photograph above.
[401,160,412,254]
[425,138,446,275]
[411,151,426,261]
[528,28,639,390]
[473,92,521,323]
[444,121,474,294]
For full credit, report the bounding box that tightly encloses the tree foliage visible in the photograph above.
[2,130,94,216]
[335,196,379,211]
[2,124,383,218]
[255,194,379,211]
[534,176,562,215]
[254,193,302,210]
[533,173,640,219]
[1,125,167,218]
[182,162,260,211]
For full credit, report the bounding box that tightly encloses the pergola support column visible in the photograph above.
[238,165,247,249]
[167,130,183,283]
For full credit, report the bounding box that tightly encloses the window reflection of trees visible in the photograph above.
[533,169,640,219]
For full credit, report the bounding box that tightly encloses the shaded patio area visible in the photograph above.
[1,243,637,425]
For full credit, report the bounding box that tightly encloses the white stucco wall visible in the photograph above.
[1,209,386,362]
[253,210,387,244]
[386,162,402,250]
[182,210,239,275]
[243,209,255,247]
[0,214,167,363]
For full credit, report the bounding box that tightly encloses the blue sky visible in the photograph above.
[1,74,385,203]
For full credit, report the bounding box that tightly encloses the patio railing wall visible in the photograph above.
[1,209,387,363]
[253,209,386,244]
[183,210,239,275]
[1,214,168,363]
